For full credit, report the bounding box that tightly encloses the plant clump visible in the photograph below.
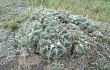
[15,8,97,59]
[2,21,19,30]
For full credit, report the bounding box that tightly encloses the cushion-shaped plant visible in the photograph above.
[15,8,96,59]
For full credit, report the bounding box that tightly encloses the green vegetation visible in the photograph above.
[2,21,9,28]
[2,21,19,30]
[0,0,110,70]
[14,8,110,69]
[16,15,29,23]
[15,8,97,59]
[27,0,110,22]
[9,22,19,30]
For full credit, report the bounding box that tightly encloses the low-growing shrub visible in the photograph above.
[15,8,97,59]
[16,9,95,59]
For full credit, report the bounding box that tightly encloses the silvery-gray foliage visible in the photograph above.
[15,8,96,59]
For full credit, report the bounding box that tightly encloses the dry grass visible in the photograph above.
[27,0,110,23]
